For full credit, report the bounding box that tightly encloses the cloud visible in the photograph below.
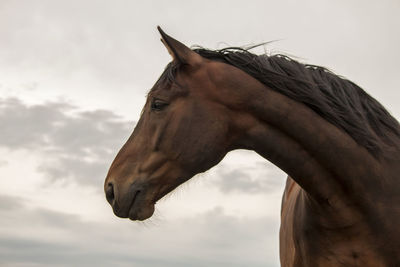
[0,194,279,267]
[0,97,132,187]
[0,194,25,211]
[0,97,287,194]
[0,97,283,266]
[0,160,7,167]
[0,0,166,89]
[211,161,286,194]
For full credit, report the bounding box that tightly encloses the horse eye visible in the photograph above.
[151,99,168,111]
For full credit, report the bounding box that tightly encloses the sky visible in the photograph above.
[0,0,399,266]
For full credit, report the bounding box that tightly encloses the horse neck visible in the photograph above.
[225,72,381,200]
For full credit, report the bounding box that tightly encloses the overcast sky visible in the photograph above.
[0,1,399,266]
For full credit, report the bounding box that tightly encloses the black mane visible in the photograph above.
[195,47,400,156]
[158,46,400,156]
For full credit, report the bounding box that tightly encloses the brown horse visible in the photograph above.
[104,27,400,266]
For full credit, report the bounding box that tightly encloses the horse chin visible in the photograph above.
[128,203,155,221]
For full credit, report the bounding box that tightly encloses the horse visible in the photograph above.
[104,27,400,266]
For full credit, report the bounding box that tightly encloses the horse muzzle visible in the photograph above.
[105,180,155,221]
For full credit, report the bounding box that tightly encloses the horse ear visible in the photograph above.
[157,26,202,66]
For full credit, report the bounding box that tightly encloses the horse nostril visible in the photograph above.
[105,182,115,205]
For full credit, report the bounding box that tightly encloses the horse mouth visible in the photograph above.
[127,190,155,221]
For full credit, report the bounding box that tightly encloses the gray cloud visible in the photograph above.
[0,194,280,267]
[0,97,283,266]
[0,97,132,187]
[0,97,287,194]
[0,97,282,266]
[211,161,286,194]
[0,194,25,211]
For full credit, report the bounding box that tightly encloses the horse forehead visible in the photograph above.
[181,60,233,88]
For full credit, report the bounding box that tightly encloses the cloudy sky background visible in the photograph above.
[0,1,399,266]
